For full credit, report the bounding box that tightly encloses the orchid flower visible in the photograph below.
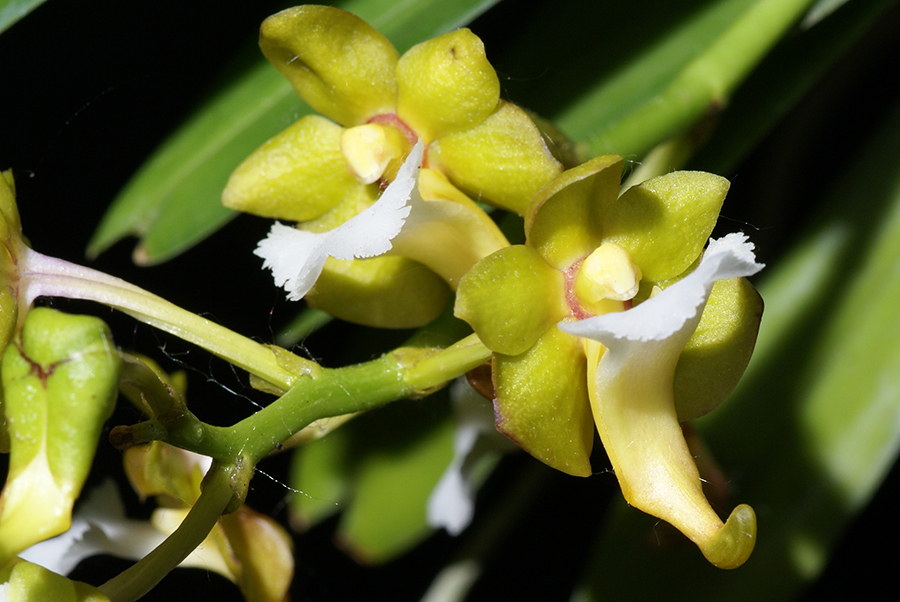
[224,5,552,327]
[224,5,561,220]
[454,155,764,568]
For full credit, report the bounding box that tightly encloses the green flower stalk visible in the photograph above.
[121,443,293,602]
[0,171,304,393]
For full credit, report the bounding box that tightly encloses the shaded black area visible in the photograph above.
[2,0,900,600]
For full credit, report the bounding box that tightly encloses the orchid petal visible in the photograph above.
[525,154,623,270]
[559,233,763,569]
[429,102,563,214]
[455,245,568,356]
[256,142,423,301]
[307,256,449,328]
[604,171,730,282]
[426,379,497,536]
[389,168,509,288]
[259,6,398,127]
[493,327,594,476]
[222,115,360,222]
[396,29,499,143]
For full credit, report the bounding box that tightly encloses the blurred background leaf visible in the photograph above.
[0,0,46,34]
[290,396,454,564]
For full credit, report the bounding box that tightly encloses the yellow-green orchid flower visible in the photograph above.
[0,308,121,568]
[225,5,555,327]
[454,155,764,568]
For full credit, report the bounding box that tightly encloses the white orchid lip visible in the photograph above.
[561,233,764,344]
[255,141,425,301]
[558,232,764,569]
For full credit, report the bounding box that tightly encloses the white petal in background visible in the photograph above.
[18,480,166,576]
[255,141,425,301]
[427,378,515,536]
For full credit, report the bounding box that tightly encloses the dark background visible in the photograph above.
[2,0,900,600]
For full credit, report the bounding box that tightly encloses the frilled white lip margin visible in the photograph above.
[255,141,425,301]
[561,233,763,345]
[558,233,763,566]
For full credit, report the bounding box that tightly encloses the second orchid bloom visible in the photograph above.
[455,155,763,568]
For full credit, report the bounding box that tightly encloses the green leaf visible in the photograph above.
[692,0,897,174]
[290,396,454,564]
[576,0,815,158]
[88,0,502,265]
[0,0,46,35]
[337,397,454,564]
[494,0,813,160]
[0,308,121,565]
[574,90,900,601]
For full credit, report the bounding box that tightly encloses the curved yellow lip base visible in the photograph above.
[584,338,756,570]
[701,504,757,569]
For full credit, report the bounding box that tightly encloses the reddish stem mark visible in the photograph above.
[15,341,58,385]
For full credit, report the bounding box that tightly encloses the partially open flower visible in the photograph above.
[454,155,763,568]
[225,6,555,326]
[121,443,294,602]
[0,308,121,567]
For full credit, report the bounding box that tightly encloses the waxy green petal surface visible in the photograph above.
[605,171,728,281]
[1,171,22,454]
[0,560,110,601]
[493,326,593,477]
[260,5,399,127]
[397,28,499,142]
[455,245,567,356]
[307,256,450,329]
[673,277,763,421]
[429,101,563,214]
[222,115,362,222]
[526,155,623,270]
[0,170,21,357]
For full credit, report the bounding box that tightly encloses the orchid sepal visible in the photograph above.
[259,6,398,127]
